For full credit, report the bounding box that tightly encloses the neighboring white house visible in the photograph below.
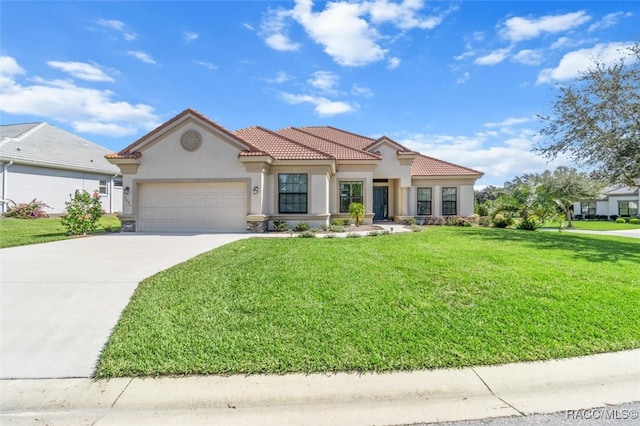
[106,109,483,233]
[574,185,639,219]
[0,122,122,215]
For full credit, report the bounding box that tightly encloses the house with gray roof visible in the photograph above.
[0,122,122,214]
[573,185,639,220]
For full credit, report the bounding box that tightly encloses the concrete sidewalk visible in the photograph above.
[2,349,639,425]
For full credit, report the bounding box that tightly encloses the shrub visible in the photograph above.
[331,218,344,226]
[410,224,423,232]
[60,190,103,235]
[478,216,492,227]
[423,216,445,226]
[517,215,542,231]
[445,216,473,227]
[630,218,639,224]
[294,222,310,232]
[492,214,513,228]
[330,225,345,233]
[297,230,316,238]
[4,198,50,219]
[273,220,289,232]
[609,215,618,221]
[615,218,626,223]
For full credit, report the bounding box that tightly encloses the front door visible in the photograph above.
[373,186,388,221]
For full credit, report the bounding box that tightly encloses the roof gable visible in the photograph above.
[112,108,255,158]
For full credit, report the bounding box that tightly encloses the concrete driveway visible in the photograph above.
[0,233,250,379]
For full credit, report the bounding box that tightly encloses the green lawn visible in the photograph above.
[551,221,640,231]
[0,215,121,248]
[95,227,640,378]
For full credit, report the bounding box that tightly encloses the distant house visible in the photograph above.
[106,108,483,233]
[573,185,639,219]
[0,123,122,215]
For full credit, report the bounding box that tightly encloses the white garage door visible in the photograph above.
[139,182,247,232]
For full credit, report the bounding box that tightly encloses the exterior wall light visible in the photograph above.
[253,186,259,195]
[124,186,130,195]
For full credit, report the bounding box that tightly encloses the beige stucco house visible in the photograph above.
[574,185,639,219]
[106,109,483,232]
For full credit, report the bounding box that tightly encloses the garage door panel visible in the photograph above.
[139,182,247,232]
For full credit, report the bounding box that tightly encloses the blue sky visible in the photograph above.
[1,1,638,187]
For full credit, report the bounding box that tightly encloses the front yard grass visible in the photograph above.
[95,227,640,378]
[552,221,640,231]
[0,215,121,248]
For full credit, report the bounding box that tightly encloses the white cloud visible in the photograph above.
[511,49,544,66]
[308,70,340,93]
[352,84,373,97]
[279,92,357,116]
[537,42,634,84]
[0,56,160,137]
[484,116,535,129]
[261,8,301,51]
[261,0,447,67]
[184,31,199,42]
[96,18,137,41]
[588,12,633,32]
[96,19,125,31]
[243,23,255,31]
[127,50,157,65]
[0,56,25,86]
[194,61,218,70]
[456,71,470,84]
[292,0,387,67]
[500,11,591,42]
[266,71,293,84]
[387,57,401,69]
[47,61,114,82]
[474,47,512,66]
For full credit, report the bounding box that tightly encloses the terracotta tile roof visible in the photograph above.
[298,126,376,151]
[276,127,381,160]
[234,127,333,160]
[411,154,483,177]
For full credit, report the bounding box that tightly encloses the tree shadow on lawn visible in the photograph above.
[470,228,640,264]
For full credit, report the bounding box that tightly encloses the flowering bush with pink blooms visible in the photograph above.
[60,190,104,235]
[4,198,51,219]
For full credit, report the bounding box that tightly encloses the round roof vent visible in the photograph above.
[180,130,202,151]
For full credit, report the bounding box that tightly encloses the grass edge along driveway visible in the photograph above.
[96,227,640,378]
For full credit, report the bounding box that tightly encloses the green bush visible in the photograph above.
[517,215,542,231]
[615,218,627,223]
[297,230,316,238]
[330,225,345,233]
[294,222,310,232]
[273,220,289,232]
[492,214,513,228]
[331,218,344,226]
[630,218,639,224]
[60,190,103,235]
[4,199,50,219]
[349,202,365,226]
[478,216,492,227]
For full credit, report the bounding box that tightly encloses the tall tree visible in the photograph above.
[536,43,640,187]
[538,167,604,228]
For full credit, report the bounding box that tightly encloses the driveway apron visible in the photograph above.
[1,233,250,379]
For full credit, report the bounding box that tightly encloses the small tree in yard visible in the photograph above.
[349,202,365,226]
[60,190,104,235]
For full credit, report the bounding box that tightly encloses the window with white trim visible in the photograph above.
[98,179,108,195]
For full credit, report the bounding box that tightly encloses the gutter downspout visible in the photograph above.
[110,173,119,214]
[1,161,14,215]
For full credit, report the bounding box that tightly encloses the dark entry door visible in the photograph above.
[373,186,388,221]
